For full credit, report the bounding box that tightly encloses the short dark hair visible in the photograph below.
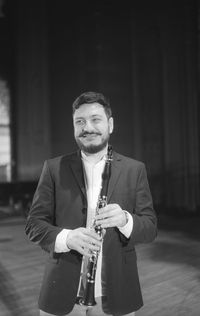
[72,91,112,118]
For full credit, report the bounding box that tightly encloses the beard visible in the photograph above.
[75,133,110,154]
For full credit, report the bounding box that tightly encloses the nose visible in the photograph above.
[82,119,94,132]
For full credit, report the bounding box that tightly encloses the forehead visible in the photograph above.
[73,102,106,118]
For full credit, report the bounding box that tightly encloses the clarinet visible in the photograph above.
[79,145,113,306]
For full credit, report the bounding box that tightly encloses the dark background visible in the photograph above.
[0,0,199,215]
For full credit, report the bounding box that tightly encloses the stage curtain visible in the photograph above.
[130,1,200,212]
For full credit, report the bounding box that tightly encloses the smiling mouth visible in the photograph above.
[80,133,100,138]
[82,135,98,141]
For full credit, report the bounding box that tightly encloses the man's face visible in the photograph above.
[73,102,113,154]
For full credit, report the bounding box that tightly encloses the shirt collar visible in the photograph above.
[81,145,108,165]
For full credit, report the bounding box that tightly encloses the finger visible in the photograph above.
[100,221,113,228]
[102,228,106,237]
[97,206,111,215]
[67,228,102,253]
[95,210,112,220]
[83,237,102,249]
[95,209,116,223]
[84,229,102,241]
[80,242,101,257]
[78,245,91,258]
[97,214,122,228]
[71,233,101,252]
[80,239,101,252]
[88,243,101,252]
[96,205,120,218]
[97,218,113,228]
[100,204,118,212]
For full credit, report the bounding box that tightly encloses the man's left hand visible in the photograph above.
[95,203,127,228]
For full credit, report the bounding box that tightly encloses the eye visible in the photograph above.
[92,117,101,123]
[75,119,85,126]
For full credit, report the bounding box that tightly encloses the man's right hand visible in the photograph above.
[66,227,102,257]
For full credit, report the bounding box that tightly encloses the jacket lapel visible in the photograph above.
[69,151,87,199]
[107,151,122,202]
[68,150,122,202]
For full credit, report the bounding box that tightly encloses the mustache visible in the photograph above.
[79,132,101,138]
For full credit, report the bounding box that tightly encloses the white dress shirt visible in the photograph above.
[54,148,133,298]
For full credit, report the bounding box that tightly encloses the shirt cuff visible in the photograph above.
[118,211,133,238]
[54,229,72,253]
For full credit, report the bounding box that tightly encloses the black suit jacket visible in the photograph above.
[25,150,157,315]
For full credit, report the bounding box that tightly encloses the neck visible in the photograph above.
[82,145,108,164]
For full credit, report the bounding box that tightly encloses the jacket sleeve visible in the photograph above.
[25,160,62,253]
[128,163,157,245]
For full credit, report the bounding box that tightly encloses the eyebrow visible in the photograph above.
[74,114,103,120]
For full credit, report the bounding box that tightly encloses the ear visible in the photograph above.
[108,117,114,134]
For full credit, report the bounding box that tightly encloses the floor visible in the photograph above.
[0,213,200,316]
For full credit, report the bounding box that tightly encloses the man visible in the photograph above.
[25,91,157,316]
